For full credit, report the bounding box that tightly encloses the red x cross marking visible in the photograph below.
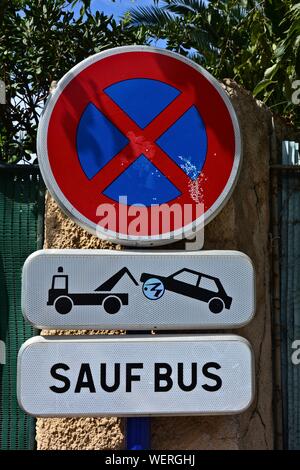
[87,90,196,195]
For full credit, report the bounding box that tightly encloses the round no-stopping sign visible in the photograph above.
[37,46,241,246]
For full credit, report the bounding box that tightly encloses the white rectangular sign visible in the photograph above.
[22,249,255,330]
[22,250,255,330]
[17,335,254,417]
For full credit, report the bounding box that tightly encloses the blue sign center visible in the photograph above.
[76,78,208,206]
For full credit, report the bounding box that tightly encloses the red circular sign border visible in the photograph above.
[37,46,241,245]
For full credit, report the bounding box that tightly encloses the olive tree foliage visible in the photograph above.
[127,0,300,126]
[0,0,146,164]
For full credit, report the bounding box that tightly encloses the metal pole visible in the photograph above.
[125,330,151,450]
[126,417,151,450]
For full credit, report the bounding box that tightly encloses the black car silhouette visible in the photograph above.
[140,268,232,313]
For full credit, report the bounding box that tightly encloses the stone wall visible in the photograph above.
[37,80,275,450]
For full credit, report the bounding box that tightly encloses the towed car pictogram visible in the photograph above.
[140,268,232,314]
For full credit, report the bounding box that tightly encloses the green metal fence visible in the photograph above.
[0,163,45,450]
[279,141,300,449]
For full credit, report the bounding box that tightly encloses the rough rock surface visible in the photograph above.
[37,80,274,450]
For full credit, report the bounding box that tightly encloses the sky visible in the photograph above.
[91,0,154,20]
[90,0,167,47]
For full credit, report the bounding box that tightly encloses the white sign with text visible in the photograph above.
[17,335,254,417]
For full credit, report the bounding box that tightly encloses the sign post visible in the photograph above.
[126,330,151,451]
[17,46,255,452]
[126,418,151,450]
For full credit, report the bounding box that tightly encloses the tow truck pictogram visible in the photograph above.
[140,268,232,314]
[47,267,138,315]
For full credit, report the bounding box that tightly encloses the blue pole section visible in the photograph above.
[125,330,151,450]
[126,417,151,450]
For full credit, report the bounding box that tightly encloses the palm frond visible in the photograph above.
[165,0,207,16]
[187,25,217,54]
[229,5,248,22]
[127,6,175,28]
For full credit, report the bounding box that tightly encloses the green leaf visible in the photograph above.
[264,63,279,79]
[253,79,277,97]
